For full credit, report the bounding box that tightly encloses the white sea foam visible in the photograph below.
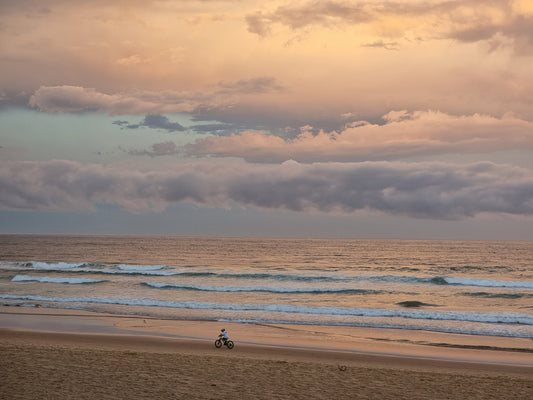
[3,237,532,339]
[442,276,533,289]
[1,294,531,326]
[30,262,85,269]
[364,274,533,289]
[4,261,531,290]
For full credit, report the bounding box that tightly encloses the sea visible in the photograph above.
[0,235,532,339]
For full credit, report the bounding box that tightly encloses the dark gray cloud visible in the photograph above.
[1,159,532,220]
[116,116,245,137]
[117,114,186,132]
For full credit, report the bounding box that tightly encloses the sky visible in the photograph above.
[1,0,533,240]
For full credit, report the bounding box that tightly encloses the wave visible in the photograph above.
[0,262,176,276]
[365,274,533,289]
[461,292,533,299]
[365,275,533,289]
[2,261,531,289]
[116,264,168,272]
[1,261,169,272]
[1,294,532,327]
[94,269,176,276]
[0,261,350,280]
[141,281,378,295]
[27,262,88,270]
[396,301,437,308]
[11,275,106,285]
[137,271,345,281]
[434,276,533,289]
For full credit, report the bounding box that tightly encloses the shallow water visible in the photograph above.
[1,235,532,338]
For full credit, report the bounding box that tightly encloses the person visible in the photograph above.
[219,328,229,344]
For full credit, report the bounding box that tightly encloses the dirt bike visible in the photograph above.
[214,335,234,349]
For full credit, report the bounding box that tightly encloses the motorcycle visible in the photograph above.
[214,334,234,349]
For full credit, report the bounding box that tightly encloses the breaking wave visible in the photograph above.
[12,275,106,285]
[1,261,531,290]
[141,281,379,295]
[1,294,531,327]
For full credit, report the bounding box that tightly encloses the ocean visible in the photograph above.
[1,235,532,338]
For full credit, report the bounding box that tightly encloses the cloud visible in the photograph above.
[361,40,399,50]
[28,86,219,115]
[118,114,186,132]
[128,142,179,157]
[216,77,284,94]
[189,123,241,136]
[1,159,532,219]
[184,111,533,163]
[245,12,272,36]
[447,10,533,54]
[28,78,283,115]
[245,0,533,53]
[246,1,371,36]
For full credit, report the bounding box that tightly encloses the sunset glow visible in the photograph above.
[1,0,532,239]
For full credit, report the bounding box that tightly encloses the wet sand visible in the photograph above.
[1,306,532,399]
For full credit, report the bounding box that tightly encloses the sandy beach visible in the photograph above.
[1,306,532,399]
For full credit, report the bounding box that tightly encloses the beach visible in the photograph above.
[1,306,531,399]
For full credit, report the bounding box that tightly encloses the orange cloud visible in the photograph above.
[185,111,533,162]
[2,1,533,126]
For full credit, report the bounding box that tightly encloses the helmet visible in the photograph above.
[221,328,225,332]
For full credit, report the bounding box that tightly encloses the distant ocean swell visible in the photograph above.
[3,261,533,289]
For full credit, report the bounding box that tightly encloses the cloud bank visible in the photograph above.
[184,111,533,162]
[1,159,532,220]
[27,78,282,116]
[28,86,224,115]
[246,0,533,53]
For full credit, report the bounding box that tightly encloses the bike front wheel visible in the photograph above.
[214,339,222,348]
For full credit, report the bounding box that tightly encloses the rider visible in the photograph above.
[220,328,229,344]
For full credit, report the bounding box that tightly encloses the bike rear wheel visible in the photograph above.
[214,339,222,348]
[226,340,234,349]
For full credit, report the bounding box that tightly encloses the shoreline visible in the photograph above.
[2,328,532,377]
[1,305,532,368]
[1,306,532,399]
